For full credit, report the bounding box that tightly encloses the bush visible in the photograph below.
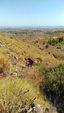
[39,64,64,113]
[45,44,49,48]
[47,39,59,46]
[47,37,64,46]
[34,40,38,44]
[57,46,61,49]
[58,37,63,43]
[42,42,45,45]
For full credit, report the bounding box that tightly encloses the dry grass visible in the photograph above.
[0,77,50,113]
[0,55,11,77]
[0,31,62,113]
[0,32,62,66]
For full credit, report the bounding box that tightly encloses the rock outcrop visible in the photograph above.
[18,104,57,113]
[18,103,43,113]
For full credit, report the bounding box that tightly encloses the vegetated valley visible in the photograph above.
[0,28,64,113]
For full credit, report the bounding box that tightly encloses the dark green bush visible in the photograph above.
[42,42,45,45]
[58,37,63,43]
[39,64,64,113]
[57,46,61,49]
[45,44,49,48]
[47,39,59,46]
[47,37,64,46]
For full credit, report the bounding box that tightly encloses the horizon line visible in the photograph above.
[0,25,64,29]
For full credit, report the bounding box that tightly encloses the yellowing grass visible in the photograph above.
[0,32,62,66]
[0,55,12,77]
[0,77,50,112]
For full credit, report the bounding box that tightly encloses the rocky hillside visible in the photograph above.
[0,30,64,113]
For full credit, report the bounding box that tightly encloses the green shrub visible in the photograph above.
[58,37,63,42]
[39,64,64,113]
[47,39,59,46]
[57,46,61,49]
[47,37,64,46]
[45,44,49,48]
[34,40,38,44]
[42,42,45,45]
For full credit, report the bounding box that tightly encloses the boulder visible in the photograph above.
[33,104,43,113]
[45,107,57,113]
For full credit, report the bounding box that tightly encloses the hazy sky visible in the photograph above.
[0,0,64,27]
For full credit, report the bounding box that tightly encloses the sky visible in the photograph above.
[0,0,64,27]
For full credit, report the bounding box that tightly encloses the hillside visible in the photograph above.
[0,31,63,65]
[0,30,64,113]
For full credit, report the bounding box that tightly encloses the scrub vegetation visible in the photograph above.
[0,29,64,113]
